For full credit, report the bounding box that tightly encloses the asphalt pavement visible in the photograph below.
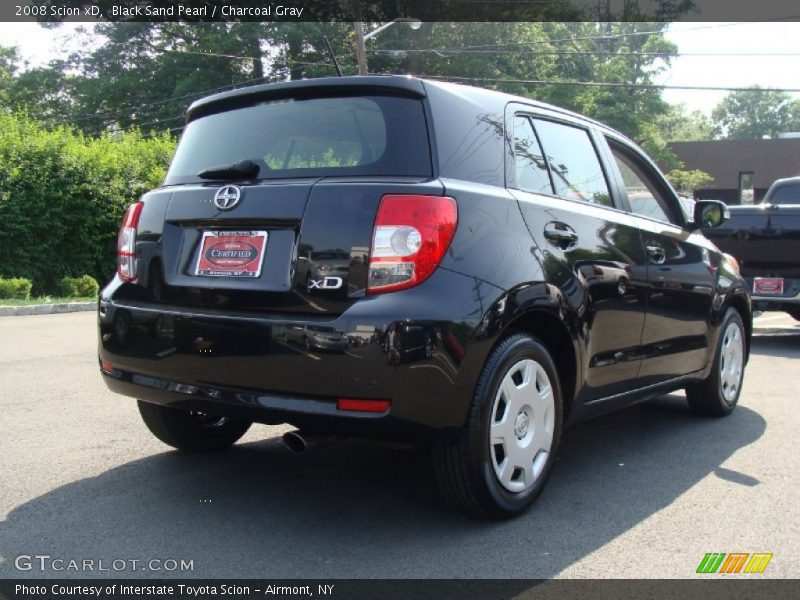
[0,311,798,579]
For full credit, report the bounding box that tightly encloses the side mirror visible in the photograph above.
[694,200,729,229]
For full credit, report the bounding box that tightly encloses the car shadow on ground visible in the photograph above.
[0,395,765,580]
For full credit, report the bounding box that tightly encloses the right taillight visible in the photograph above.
[117,202,143,282]
[367,195,457,294]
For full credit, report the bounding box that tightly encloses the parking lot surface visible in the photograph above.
[0,311,798,578]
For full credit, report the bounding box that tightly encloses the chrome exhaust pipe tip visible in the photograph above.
[282,430,340,452]
[282,430,308,452]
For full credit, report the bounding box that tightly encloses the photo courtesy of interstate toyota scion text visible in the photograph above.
[98,76,751,518]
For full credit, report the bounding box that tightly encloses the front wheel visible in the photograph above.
[685,308,747,417]
[432,333,563,519]
[138,401,252,451]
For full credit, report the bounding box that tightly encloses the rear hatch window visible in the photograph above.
[165,95,432,185]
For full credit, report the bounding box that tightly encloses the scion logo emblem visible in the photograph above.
[214,185,242,211]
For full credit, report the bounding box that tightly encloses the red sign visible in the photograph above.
[753,277,784,295]
[195,231,267,278]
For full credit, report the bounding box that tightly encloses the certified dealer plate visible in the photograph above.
[753,277,784,295]
[195,231,267,278]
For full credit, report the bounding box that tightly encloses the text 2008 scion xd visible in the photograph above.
[99,77,751,518]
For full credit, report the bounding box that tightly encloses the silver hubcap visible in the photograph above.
[719,321,744,403]
[490,358,555,493]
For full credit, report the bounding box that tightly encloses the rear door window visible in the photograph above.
[165,95,431,184]
[532,119,613,207]
[512,115,554,195]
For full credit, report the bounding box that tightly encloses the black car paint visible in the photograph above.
[99,76,751,442]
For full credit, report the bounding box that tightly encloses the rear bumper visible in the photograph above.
[98,268,503,441]
[745,277,800,311]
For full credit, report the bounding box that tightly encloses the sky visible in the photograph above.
[658,22,800,114]
[1,21,799,116]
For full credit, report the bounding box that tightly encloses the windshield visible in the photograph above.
[165,95,431,184]
[767,183,800,205]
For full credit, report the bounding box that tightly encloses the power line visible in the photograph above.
[374,49,800,58]
[62,72,277,127]
[430,20,799,52]
[419,74,800,93]
[32,23,746,129]
[59,57,335,132]
[97,114,186,136]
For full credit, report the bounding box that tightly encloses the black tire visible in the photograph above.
[685,308,747,417]
[432,333,563,519]
[788,309,800,322]
[137,401,251,452]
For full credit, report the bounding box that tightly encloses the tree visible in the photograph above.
[666,169,714,195]
[70,22,272,134]
[364,21,679,144]
[0,45,16,106]
[712,86,800,139]
[8,19,689,145]
[0,111,174,292]
[657,103,715,141]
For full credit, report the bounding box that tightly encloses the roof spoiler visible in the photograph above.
[186,76,427,122]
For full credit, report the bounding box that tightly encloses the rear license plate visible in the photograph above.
[195,231,268,278]
[753,277,784,295]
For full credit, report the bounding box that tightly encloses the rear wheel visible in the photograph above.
[432,333,562,519]
[137,401,251,451]
[685,308,746,417]
[787,309,800,321]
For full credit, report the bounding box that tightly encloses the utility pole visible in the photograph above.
[353,22,368,75]
[352,19,422,75]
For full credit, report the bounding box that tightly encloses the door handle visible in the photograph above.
[544,223,578,247]
[646,245,666,265]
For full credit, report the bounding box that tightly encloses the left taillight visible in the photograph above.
[117,202,143,282]
[367,195,457,294]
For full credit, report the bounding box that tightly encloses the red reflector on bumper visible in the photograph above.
[100,360,114,373]
[337,398,390,413]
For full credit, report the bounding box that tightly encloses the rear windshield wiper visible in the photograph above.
[197,159,259,180]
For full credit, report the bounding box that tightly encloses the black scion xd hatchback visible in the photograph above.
[99,76,751,518]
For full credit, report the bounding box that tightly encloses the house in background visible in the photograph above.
[668,137,800,204]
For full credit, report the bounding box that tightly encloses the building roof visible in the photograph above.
[668,138,800,190]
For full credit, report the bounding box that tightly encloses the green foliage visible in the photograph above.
[656,103,716,142]
[667,169,714,194]
[638,122,683,172]
[0,112,174,293]
[264,147,359,170]
[366,22,678,143]
[712,86,800,140]
[0,45,17,107]
[0,277,32,300]
[58,275,100,298]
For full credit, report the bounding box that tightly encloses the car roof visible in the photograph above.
[770,176,800,187]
